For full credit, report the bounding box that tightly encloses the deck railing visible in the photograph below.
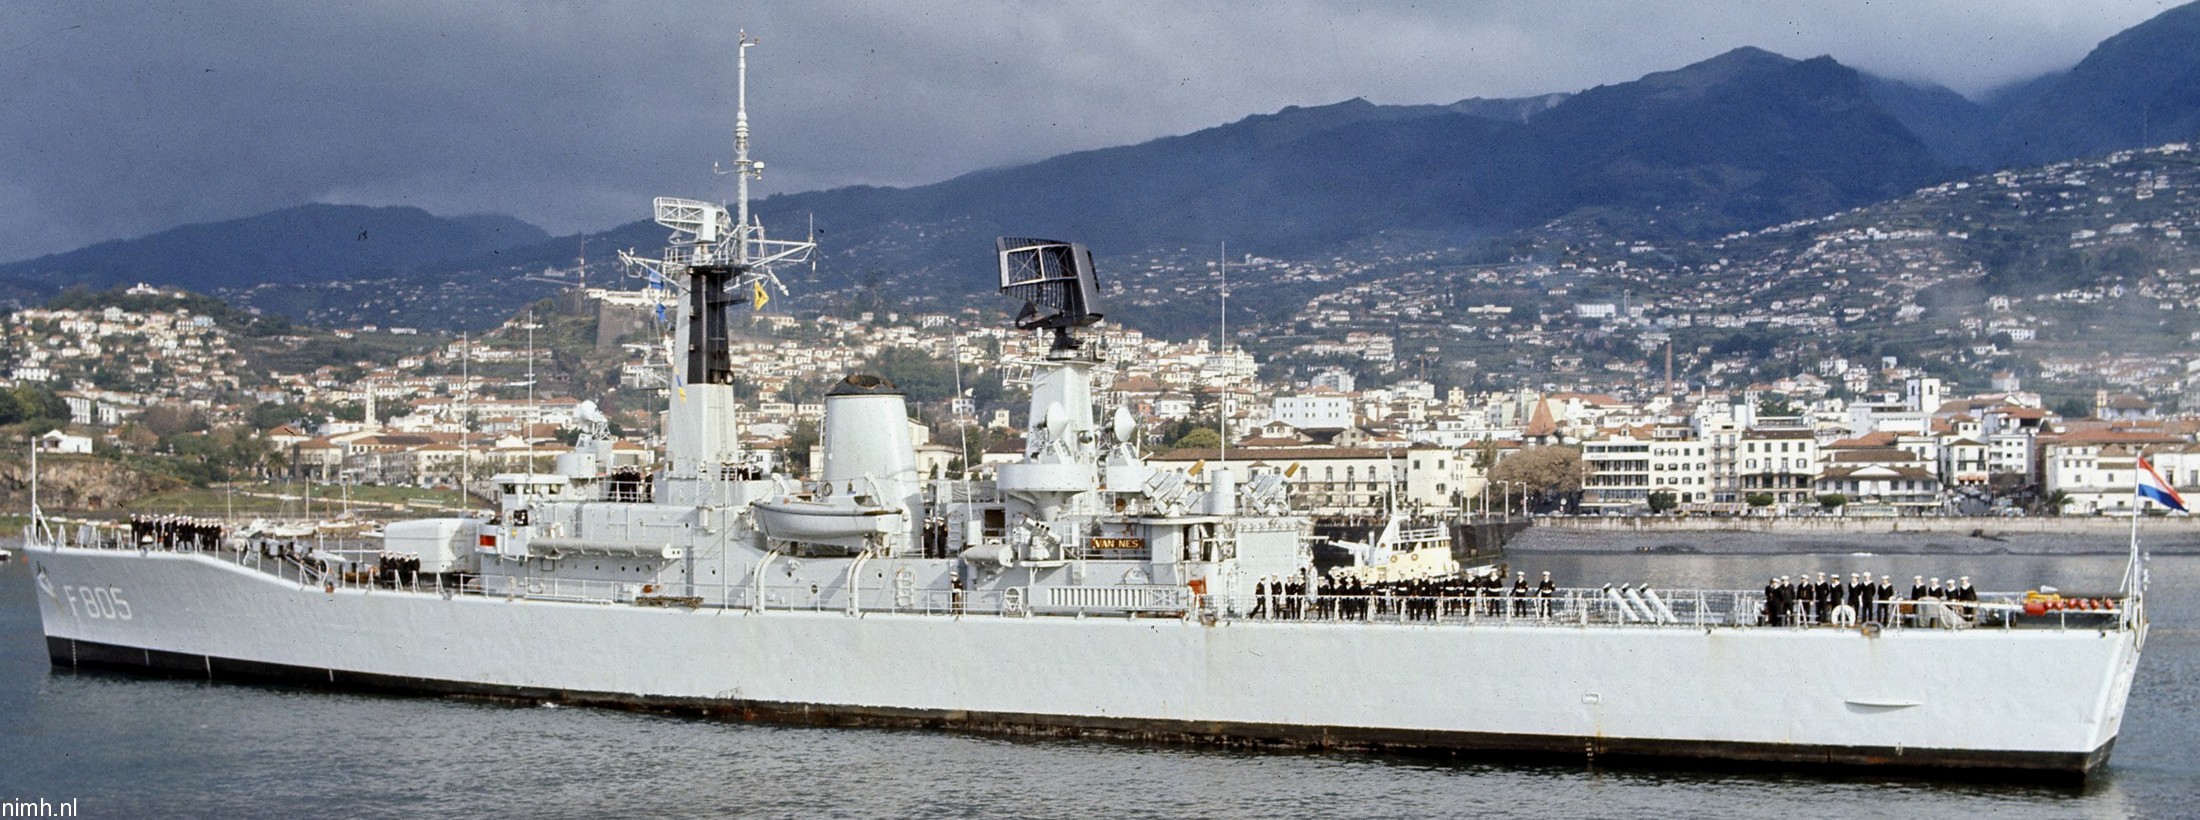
[30,531,2129,631]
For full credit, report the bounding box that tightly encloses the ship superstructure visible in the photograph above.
[20,37,2149,778]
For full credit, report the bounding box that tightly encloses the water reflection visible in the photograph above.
[0,554,2189,819]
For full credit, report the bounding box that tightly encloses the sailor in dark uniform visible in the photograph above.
[1855,573,1878,625]
[1253,576,1270,619]
[1871,575,1891,624]
[1536,571,1556,619]
[1795,571,1813,624]
[1829,573,1849,620]
[1512,572,1530,617]
[1957,575,1979,622]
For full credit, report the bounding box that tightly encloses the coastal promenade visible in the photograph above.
[1520,515,2200,553]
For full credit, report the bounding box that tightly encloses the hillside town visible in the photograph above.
[10,277,2200,522]
[1167,142,2200,409]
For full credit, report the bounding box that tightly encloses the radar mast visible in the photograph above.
[622,30,815,387]
[618,30,815,489]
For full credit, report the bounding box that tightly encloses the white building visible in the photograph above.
[36,430,92,455]
[1271,394,1355,430]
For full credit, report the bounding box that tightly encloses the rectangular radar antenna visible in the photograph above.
[997,237,1103,352]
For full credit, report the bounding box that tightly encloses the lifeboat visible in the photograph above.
[752,496,904,551]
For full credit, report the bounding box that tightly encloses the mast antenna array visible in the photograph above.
[997,237,1103,353]
[619,30,815,385]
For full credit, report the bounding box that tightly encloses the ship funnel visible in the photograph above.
[1205,469,1236,516]
[821,375,920,496]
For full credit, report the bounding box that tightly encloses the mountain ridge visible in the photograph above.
[10,2,2200,331]
[0,204,547,302]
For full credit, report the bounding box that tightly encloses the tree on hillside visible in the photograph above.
[785,419,819,477]
[1487,445,1589,501]
[0,385,68,426]
[139,404,208,438]
[1170,428,1222,451]
[858,347,957,406]
[249,401,308,431]
[1756,395,1800,417]
[1472,437,1501,471]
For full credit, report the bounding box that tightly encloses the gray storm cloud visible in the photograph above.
[0,0,2173,262]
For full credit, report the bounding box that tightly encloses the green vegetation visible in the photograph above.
[0,385,69,429]
[1170,428,1222,451]
[1488,445,1588,499]
[48,286,293,337]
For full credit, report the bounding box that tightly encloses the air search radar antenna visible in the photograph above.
[997,237,1103,353]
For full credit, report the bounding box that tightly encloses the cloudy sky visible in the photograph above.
[0,0,2179,262]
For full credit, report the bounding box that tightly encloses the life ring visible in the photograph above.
[1860,622,1883,638]
[323,581,335,594]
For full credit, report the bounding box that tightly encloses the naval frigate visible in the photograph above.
[21,36,2148,777]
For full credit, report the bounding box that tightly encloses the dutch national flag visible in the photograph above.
[2137,456,2187,513]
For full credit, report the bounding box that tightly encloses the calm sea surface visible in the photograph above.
[1,548,2195,819]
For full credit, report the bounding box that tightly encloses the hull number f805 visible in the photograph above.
[63,585,133,620]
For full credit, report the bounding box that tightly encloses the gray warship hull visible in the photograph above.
[29,544,2138,775]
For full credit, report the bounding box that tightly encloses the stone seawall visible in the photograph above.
[1515,516,2200,554]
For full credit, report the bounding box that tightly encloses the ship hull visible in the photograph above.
[27,545,2141,776]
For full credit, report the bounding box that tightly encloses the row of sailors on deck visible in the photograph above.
[375,552,424,584]
[128,514,224,551]
[1762,572,1979,627]
[1250,570,1561,620]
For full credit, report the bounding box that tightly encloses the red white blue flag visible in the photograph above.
[2137,456,2187,513]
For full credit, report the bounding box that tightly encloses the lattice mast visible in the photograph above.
[620,30,813,387]
[617,31,815,484]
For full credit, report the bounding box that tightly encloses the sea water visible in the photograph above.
[0,551,2193,818]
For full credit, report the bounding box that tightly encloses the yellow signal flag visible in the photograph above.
[1285,462,1300,478]
[753,279,771,309]
[1189,459,1206,477]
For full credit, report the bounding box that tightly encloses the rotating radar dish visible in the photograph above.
[997,237,1103,351]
